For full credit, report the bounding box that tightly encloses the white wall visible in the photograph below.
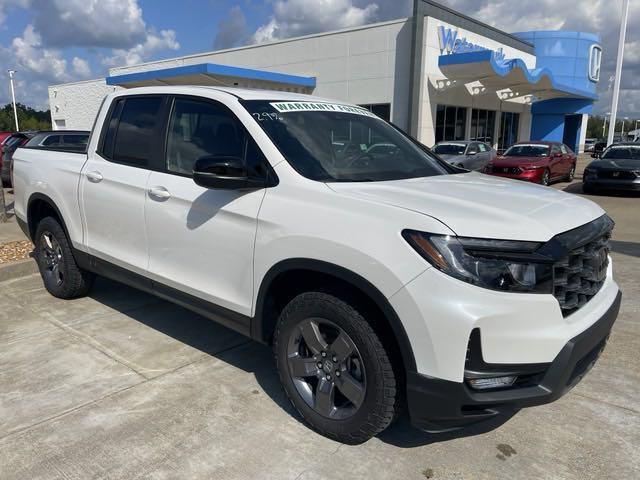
[416,16,536,147]
[49,79,120,131]
[109,19,412,129]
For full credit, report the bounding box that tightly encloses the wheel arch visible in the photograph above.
[253,258,417,374]
[26,192,71,243]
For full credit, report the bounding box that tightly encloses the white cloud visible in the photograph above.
[10,24,70,82]
[251,0,380,43]
[32,0,147,49]
[101,29,180,67]
[213,6,249,50]
[0,24,92,108]
[72,56,91,78]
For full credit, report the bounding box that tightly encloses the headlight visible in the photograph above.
[402,231,553,293]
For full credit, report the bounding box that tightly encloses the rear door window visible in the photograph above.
[112,97,164,167]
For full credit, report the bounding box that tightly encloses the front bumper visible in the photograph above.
[406,290,621,431]
[486,169,544,183]
[584,178,640,191]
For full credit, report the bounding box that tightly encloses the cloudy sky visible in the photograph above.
[0,0,637,116]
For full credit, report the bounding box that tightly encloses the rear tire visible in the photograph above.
[274,292,397,444]
[34,217,94,299]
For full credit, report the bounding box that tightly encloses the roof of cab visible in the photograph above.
[110,85,347,105]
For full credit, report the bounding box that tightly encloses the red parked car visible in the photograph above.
[484,141,577,186]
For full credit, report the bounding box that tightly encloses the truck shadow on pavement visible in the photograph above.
[87,277,514,448]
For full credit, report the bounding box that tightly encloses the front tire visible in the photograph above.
[566,163,576,181]
[34,217,94,299]
[540,168,551,186]
[274,292,397,444]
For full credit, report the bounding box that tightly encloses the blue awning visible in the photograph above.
[438,50,596,101]
[106,63,316,89]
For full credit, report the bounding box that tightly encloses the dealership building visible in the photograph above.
[49,0,602,152]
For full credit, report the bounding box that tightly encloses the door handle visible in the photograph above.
[148,186,172,201]
[85,171,103,183]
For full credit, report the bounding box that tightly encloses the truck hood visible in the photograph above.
[327,172,604,241]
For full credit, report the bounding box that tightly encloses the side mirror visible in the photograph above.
[193,156,265,190]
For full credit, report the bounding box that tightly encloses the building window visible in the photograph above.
[435,105,467,143]
[470,108,496,144]
[359,104,391,121]
[498,112,520,152]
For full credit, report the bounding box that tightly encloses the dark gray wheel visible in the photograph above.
[40,231,65,287]
[35,217,94,299]
[567,164,576,181]
[541,168,551,186]
[274,292,397,444]
[287,317,366,420]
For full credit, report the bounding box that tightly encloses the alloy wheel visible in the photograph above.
[542,170,550,186]
[41,231,65,286]
[287,318,366,420]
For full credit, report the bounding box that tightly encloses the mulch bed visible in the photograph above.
[0,241,33,265]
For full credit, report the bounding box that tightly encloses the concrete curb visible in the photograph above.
[0,258,39,283]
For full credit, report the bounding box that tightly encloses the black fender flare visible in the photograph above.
[252,258,417,373]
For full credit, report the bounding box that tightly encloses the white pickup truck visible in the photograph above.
[13,86,621,444]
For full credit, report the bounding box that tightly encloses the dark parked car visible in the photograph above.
[432,140,495,171]
[2,130,89,186]
[24,131,90,152]
[1,132,35,186]
[583,143,640,193]
[484,141,577,186]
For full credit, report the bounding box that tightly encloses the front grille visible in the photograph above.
[493,166,522,174]
[598,170,637,180]
[552,219,612,317]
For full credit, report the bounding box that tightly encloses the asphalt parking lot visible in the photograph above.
[0,159,638,479]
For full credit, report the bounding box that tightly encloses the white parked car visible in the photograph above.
[13,87,621,444]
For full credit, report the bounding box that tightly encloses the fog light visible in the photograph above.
[468,376,517,390]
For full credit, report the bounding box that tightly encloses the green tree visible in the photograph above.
[0,103,51,132]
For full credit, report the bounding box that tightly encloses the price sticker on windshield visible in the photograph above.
[270,102,377,118]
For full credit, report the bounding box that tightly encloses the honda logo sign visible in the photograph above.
[589,45,602,83]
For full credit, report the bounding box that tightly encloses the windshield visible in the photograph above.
[433,143,466,155]
[504,144,550,157]
[242,100,451,182]
[601,146,640,161]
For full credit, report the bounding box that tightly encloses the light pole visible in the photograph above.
[602,112,610,138]
[621,116,629,140]
[7,69,19,132]
[607,0,630,147]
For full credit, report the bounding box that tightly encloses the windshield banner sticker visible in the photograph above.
[270,102,377,117]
